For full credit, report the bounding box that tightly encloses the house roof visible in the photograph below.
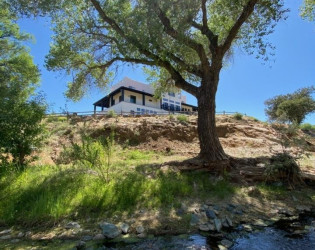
[93,86,155,107]
[181,102,198,109]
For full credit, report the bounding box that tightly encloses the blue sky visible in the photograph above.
[18,1,314,123]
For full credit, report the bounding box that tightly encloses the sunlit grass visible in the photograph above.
[0,150,235,226]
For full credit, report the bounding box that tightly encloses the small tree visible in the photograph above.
[0,1,45,167]
[265,86,315,125]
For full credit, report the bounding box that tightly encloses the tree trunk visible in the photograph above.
[197,76,228,165]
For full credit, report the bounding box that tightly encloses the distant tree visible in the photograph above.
[0,0,46,167]
[265,86,315,125]
[301,0,315,21]
[10,0,288,164]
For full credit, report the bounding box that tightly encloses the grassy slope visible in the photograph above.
[0,149,235,226]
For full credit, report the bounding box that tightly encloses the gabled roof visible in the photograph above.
[93,86,155,107]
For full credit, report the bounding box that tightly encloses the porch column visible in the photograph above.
[121,89,124,102]
[110,95,113,107]
[94,105,96,115]
[142,94,145,106]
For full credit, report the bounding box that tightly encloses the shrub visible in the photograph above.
[107,110,116,118]
[300,123,315,131]
[233,112,243,120]
[169,114,175,121]
[58,132,115,182]
[177,114,188,123]
[265,153,303,187]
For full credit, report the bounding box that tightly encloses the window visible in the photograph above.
[162,102,169,110]
[168,92,175,97]
[163,98,168,102]
[169,100,174,103]
[149,99,152,102]
[176,105,180,111]
[170,104,175,111]
[141,109,145,114]
[146,109,149,114]
[175,102,180,105]
[150,110,153,114]
[119,95,123,102]
[111,99,115,106]
[130,95,136,104]
[154,111,157,114]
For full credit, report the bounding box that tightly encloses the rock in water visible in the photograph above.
[214,219,222,232]
[99,222,121,239]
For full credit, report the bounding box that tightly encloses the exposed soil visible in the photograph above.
[43,115,315,183]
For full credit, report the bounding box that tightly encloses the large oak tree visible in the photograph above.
[11,0,288,164]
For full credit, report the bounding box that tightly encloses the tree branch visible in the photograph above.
[89,0,198,96]
[220,0,258,56]
[152,2,208,67]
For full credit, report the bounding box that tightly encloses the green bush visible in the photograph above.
[107,110,116,118]
[177,114,188,123]
[233,112,243,120]
[265,153,302,187]
[300,123,315,131]
[58,132,115,182]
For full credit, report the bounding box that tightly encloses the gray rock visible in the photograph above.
[190,214,200,226]
[208,223,216,231]
[120,223,130,234]
[199,224,210,232]
[17,232,24,238]
[136,226,145,234]
[296,205,311,212]
[76,240,86,249]
[292,195,298,202]
[99,222,121,239]
[214,218,222,232]
[226,216,233,227]
[65,222,81,229]
[0,235,12,240]
[222,219,229,228]
[93,234,105,240]
[10,239,20,243]
[0,229,11,236]
[137,233,146,238]
[252,219,268,227]
[25,231,32,238]
[221,239,233,248]
[82,235,93,241]
[206,209,217,219]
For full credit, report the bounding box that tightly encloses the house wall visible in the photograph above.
[181,104,194,112]
[111,77,154,94]
[107,101,168,114]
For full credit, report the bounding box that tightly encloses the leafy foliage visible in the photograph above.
[265,86,315,125]
[300,0,315,21]
[177,114,188,123]
[9,0,287,100]
[265,153,302,187]
[0,1,45,167]
[233,112,243,120]
[59,132,115,182]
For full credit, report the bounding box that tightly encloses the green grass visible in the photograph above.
[176,115,188,123]
[0,151,235,226]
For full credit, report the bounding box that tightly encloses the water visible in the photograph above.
[105,216,315,250]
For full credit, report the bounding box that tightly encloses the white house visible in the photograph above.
[93,77,197,114]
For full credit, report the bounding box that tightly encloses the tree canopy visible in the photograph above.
[265,86,315,125]
[300,0,315,21]
[9,0,287,100]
